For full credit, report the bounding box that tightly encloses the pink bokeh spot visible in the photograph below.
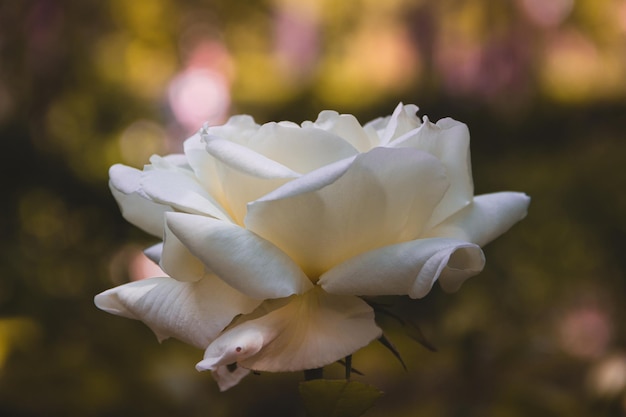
[129,250,168,281]
[168,67,230,133]
[558,305,613,359]
[518,0,573,28]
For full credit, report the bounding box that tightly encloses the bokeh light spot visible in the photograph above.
[168,68,230,133]
[518,0,573,27]
[587,353,626,398]
[118,120,168,168]
[0,318,41,370]
[558,305,612,359]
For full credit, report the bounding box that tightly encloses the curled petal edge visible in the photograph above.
[424,192,530,247]
[319,238,485,299]
[109,165,171,237]
[212,364,252,391]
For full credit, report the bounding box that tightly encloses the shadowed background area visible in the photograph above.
[1,0,625,416]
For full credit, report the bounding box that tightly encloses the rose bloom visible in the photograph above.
[95,103,529,390]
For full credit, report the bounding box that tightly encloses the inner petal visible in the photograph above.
[391,117,474,228]
[246,147,449,278]
[247,122,359,173]
[303,111,375,152]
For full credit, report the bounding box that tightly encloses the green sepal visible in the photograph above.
[378,334,407,370]
[369,302,437,352]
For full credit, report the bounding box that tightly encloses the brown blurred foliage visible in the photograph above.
[1,0,625,416]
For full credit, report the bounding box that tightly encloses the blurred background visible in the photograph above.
[1,0,625,416]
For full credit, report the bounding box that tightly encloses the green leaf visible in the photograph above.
[299,379,383,417]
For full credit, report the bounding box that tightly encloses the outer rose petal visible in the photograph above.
[143,242,163,264]
[94,276,261,349]
[141,157,232,222]
[423,192,530,247]
[318,238,485,299]
[166,212,313,299]
[246,147,449,277]
[196,288,382,372]
[391,117,474,228]
[109,164,171,237]
[212,364,251,391]
[160,222,206,282]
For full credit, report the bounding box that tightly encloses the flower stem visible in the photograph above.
[304,367,324,381]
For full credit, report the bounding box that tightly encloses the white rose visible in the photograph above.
[95,103,529,390]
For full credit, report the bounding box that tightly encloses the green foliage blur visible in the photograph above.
[1,0,625,416]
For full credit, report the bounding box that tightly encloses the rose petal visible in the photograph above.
[363,114,389,132]
[247,155,355,202]
[201,128,301,223]
[423,192,530,247]
[141,157,232,222]
[246,122,359,173]
[216,166,293,225]
[160,222,206,282]
[143,243,163,264]
[246,147,449,278]
[183,133,229,212]
[203,121,358,224]
[202,128,300,180]
[379,103,421,145]
[196,288,382,372]
[109,164,171,237]
[94,276,261,349]
[166,212,313,299]
[303,111,374,152]
[212,364,251,391]
[392,117,474,227]
[364,104,421,143]
[206,115,260,146]
[438,244,486,293]
[319,238,485,299]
